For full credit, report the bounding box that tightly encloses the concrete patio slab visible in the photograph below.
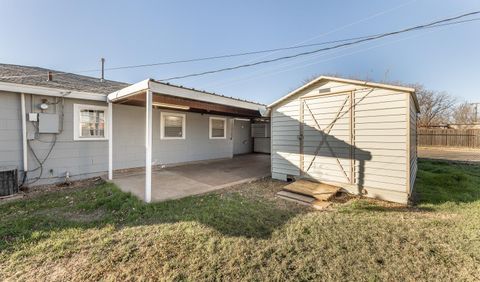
[112,153,271,202]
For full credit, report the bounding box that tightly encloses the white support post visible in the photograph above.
[20,93,28,175]
[145,90,153,203]
[108,101,113,180]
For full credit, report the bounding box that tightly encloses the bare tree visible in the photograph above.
[411,84,456,127]
[452,102,476,124]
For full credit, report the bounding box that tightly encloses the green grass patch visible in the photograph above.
[0,160,479,281]
[415,160,480,206]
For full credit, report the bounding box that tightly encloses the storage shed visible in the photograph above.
[268,76,419,204]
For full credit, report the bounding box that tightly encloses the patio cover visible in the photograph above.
[106,79,267,202]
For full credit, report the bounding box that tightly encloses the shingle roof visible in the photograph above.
[0,63,265,106]
[0,63,129,94]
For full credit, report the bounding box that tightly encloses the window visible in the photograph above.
[161,112,186,139]
[209,117,227,139]
[73,104,108,141]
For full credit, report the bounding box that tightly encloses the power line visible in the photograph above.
[0,13,479,81]
[52,16,480,73]
[157,11,480,82]
[201,15,477,90]
[207,28,443,90]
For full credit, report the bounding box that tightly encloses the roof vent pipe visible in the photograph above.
[47,71,53,81]
[100,58,105,82]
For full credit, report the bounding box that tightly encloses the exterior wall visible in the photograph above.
[0,91,23,169]
[113,104,234,169]
[232,119,252,155]
[409,94,418,195]
[353,88,408,203]
[0,91,235,185]
[271,80,412,204]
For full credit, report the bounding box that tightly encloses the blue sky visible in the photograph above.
[0,0,478,104]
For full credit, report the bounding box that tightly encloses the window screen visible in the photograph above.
[163,115,184,138]
[80,109,105,138]
[211,118,226,138]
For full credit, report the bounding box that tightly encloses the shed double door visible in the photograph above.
[300,92,354,185]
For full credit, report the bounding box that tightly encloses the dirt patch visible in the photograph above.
[34,207,107,223]
[22,177,106,198]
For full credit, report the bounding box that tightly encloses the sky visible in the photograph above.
[0,0,479,105]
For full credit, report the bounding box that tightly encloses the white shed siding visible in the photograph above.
[271,80,415,204]
[353,88,408,200]
[409,94,418,194]
[271,98,300,178]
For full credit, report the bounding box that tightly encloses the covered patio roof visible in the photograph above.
[106,79,267,203]
[107,78,266,117]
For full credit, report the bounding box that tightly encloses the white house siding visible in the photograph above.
[0,91,235,185]
[271,80,414,204]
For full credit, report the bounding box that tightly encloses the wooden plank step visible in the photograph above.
[283,180,340,201]
[276,191,332,210]
[276,190,316,206]
[312,200,332,210]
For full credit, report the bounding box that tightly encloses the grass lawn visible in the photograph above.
[1,160,479,281]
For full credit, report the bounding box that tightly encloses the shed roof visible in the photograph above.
[268,75,419,112]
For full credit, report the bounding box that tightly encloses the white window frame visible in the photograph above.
[73,104,109,141]
[209,117,227,139]
[160,112,186,140]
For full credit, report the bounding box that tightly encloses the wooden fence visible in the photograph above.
[417,128,480,148]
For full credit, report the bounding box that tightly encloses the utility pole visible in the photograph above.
[100,58,105,82]
[470,102,479,124]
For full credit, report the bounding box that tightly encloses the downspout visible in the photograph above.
[20,93,28,185]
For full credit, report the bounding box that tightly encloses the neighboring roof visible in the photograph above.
[0,63,129,94]
[108,79,266,112]
[268,75,419,112]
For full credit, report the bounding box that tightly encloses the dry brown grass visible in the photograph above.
[1,161,479,281]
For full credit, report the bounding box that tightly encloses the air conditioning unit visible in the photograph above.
[0,166,18,197]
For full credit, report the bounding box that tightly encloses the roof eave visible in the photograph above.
[0,81,107,101]
[108,78,266,113]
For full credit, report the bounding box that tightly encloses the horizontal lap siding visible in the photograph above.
[272,99,300,177]
[409,95,418,194]
[1,92,235,186]
[0,92,22,168]
[354,89,408,195]
[271,81,411,203]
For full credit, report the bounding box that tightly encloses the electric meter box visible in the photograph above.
[38,113,60,133]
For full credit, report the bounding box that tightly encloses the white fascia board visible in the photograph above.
[0,81,107,101]
[107,79,150,102]
[148,80,265,112]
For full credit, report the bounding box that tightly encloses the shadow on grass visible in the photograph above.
[0,181,307,250]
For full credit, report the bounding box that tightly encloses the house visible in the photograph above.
[0,64,419,205]
[268,76,419,204]
[0,64,267,202]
